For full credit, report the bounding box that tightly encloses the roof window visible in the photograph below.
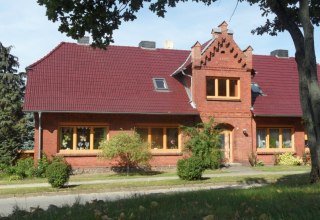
[153,78,168,90]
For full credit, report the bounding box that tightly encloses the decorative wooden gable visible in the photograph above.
[192,21,253,72]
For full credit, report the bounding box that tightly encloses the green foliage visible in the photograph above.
[2,158,35,179]
[248,152,264,167]
[34,155,50,178]
[46,159,72,188]
[0,42,29,165]
[183,118,222,169]
[302,152,311,165]
[15,158,36,178]
[37,1,319,48]
[99,132,151,172]
[177,157,204,180]
[20,113,35,150]
[278,153,303,166]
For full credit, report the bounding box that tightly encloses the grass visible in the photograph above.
[253,165,310,172]
[0,173,280,197]
[0,168,228,185]
[3,173,320,220]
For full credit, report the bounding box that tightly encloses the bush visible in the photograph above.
[46,159,72,188]
[34,155,50,178]
[278,152,303,166]
[14,158,36,178]
[99,132,151,173]
[302,152,311,165]
[183,118,223,169]
[248,152,264,167]
[177,157,205,180]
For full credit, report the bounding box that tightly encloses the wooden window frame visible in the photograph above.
[206,77,240,100]
[135,125,182,154]
[58,124,109,153]
[256,127,294,153]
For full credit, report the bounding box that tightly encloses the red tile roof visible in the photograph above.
[252,55,320,116]
[24,43,198,114]
[24,42,319,117]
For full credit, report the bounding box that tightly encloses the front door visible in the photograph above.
[219,130,232,162]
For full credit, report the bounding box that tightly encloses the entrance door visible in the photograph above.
[219,130,232,162]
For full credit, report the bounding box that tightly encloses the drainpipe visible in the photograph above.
[38,112,42,160]
[181,70,196,108]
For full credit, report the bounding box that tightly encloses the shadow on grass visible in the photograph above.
[110,166,164,176]
[236,173,311,187]
[237,177,268,185]
[65,184,80,188]
[273,173,310,187]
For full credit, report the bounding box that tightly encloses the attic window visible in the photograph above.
[153,78,168,90]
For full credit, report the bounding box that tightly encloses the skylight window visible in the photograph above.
[153,78,168,90]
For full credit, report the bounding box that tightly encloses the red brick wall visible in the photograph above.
[190,29,254,164]
[34,113,197,168]
[254,116,305,165]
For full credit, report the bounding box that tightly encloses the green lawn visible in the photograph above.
[3,173,320,220]
[253,165,311,172]
[0,168,228,186]
[0,174,279,197]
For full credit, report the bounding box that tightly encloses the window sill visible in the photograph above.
[151,150,182,156]
[18,150,34,154]
[207,97,241,102]
[257,148,295,155]
[58,150,101,157]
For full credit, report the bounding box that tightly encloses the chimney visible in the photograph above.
[243,46,253,70]
[212,21,233,39]
[139,41,156,49]
[219,21,228,34]
[270,49,288,58]
[77,36,90,45]
[164,40,174,49]
[191,41,201,68]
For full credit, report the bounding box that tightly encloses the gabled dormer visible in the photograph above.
[188,21,253,117]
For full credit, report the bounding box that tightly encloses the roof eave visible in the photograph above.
[23,109,199,116]
[254,114,302,118]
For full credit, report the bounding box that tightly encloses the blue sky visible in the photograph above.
[1,1,319,72]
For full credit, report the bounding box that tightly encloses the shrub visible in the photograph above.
[34,155,50,178]
[99,132,151,174]
[183,118,223,169]
[177,157,205,180]
[15,158,36,178]
[302,152,311,165]
[278,152,303,166]
[46,159,72,188]
[248,152,264,167]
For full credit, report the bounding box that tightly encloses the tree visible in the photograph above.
[183,118,222,169]
[0,42,27,165]
[38,0,320,182]
[240,0,319,183]
[99,132,151,174]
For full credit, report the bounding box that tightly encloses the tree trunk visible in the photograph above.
[268,0,320,182]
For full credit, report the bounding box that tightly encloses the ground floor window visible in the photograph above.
[135,127,181,151]
[59,126,108,151]
[257,127,293,149]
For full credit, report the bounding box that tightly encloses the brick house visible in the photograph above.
[24,22,320,168]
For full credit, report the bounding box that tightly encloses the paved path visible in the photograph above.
[0,166,309,217]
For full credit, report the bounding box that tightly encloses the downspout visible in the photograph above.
[38,112,42,160]
[181,70,196,108]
